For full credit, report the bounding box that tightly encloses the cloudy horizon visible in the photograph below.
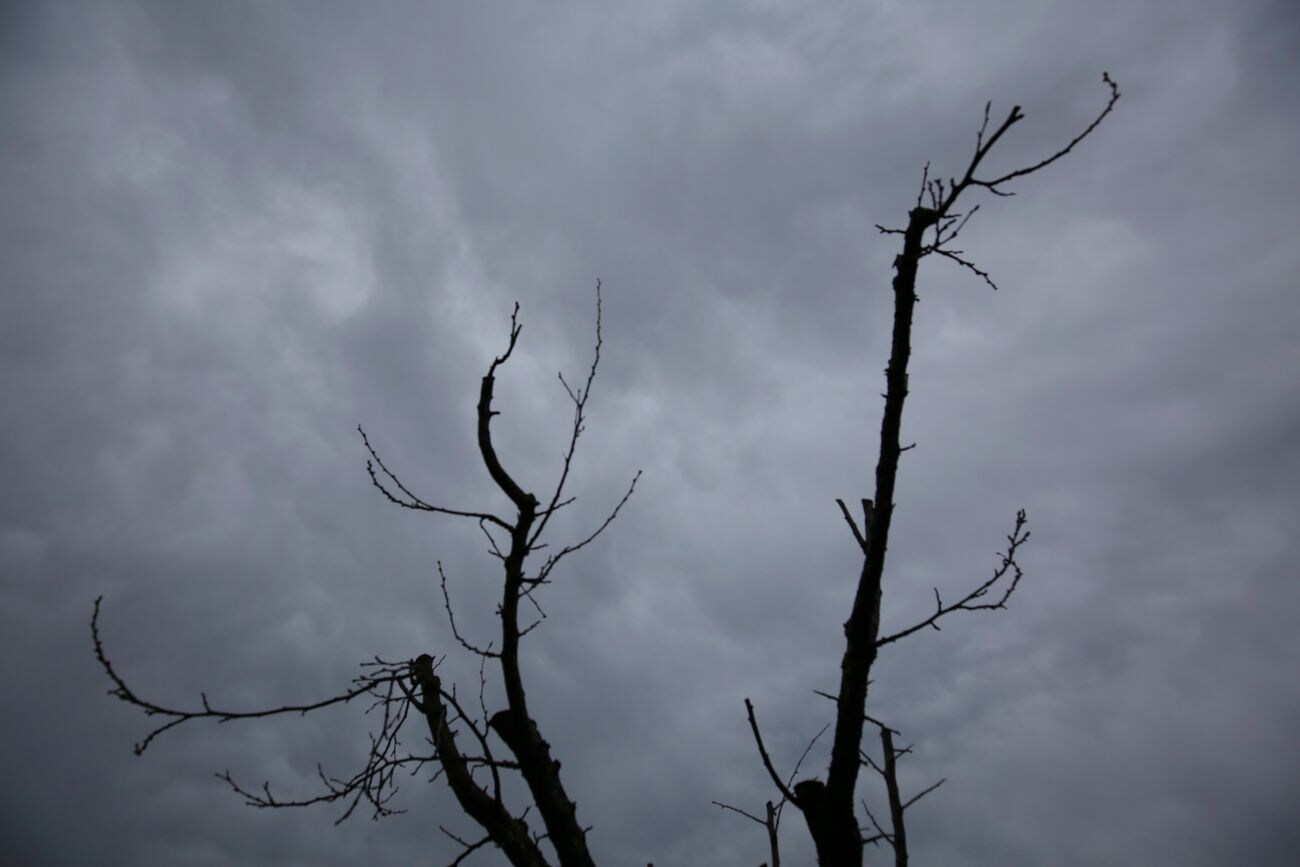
[2,1,1298,865]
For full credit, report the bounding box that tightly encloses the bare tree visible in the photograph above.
[96,282,638,866]
[94,74,1118,866]
[727,73,1120,867]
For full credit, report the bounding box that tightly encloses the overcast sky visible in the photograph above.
[3,1,1298,865]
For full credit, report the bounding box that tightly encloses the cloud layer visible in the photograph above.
[3,1,1298,864]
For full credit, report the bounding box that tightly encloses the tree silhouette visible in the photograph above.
[94,73,1119,866]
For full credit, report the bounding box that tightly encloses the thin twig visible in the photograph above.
[358,426,511,530]
[744,698,798,804]
[875,510,1029,648]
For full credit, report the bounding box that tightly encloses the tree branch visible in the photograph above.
[438,561,502,659]
[441,826,495,867]
[875,509,1029,649]
[882,73,1121,294]
[530,280,604,549]
[974,72,1121,193]
[791,76,1116,866]
[532,470,642,586]
[857,721,946,866]
[92,597,401,756]
[358,425,511,531]
[744,698,798,805]
[836,498,869,554]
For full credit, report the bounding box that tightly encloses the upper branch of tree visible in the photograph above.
[529,469,642,587]
[92,596,400,755]
[878,73,1120,293]
[963,72,1120,197]
[835,498,875,555]
[477,303,535,512]
[441,826,495,867]
[529,281,604,548]
[744,698,799,805]
[932,73,1120,214]
[469,302,604,867]
[874,510,1029,649]
[358,425,511,531]
[711,799,768,827]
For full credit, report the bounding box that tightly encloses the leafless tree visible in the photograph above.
[94,74,1118,866]
[723,73,1119,867]
[96,282,637,866]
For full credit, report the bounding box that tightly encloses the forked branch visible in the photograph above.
[874,510,1029,649]
[358,425,511,531]
[859,722,946,865]
[730,703,831,867]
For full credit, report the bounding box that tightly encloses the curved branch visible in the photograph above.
[875,510,1029,649]
[359,425,511,530]
[411,655,552,867]
[975,72,1121,193]
[92,597,399,755]
[442,826,495,867]
[532,470,642,585]
[744,698,798,805]
[438,562,501,659]
[530,280,604,548]
[858,721,946,864]
[898,73,1122,292]
[477,304,535,511]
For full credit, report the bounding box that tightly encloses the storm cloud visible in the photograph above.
[2,1,1297,865]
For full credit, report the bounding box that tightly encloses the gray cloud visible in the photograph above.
[3,0,1297,864]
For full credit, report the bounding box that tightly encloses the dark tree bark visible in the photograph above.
[810,204,938,867]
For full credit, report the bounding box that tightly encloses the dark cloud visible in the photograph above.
[2,1,1297,864]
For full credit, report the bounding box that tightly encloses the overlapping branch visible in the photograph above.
[92,596,400,756]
